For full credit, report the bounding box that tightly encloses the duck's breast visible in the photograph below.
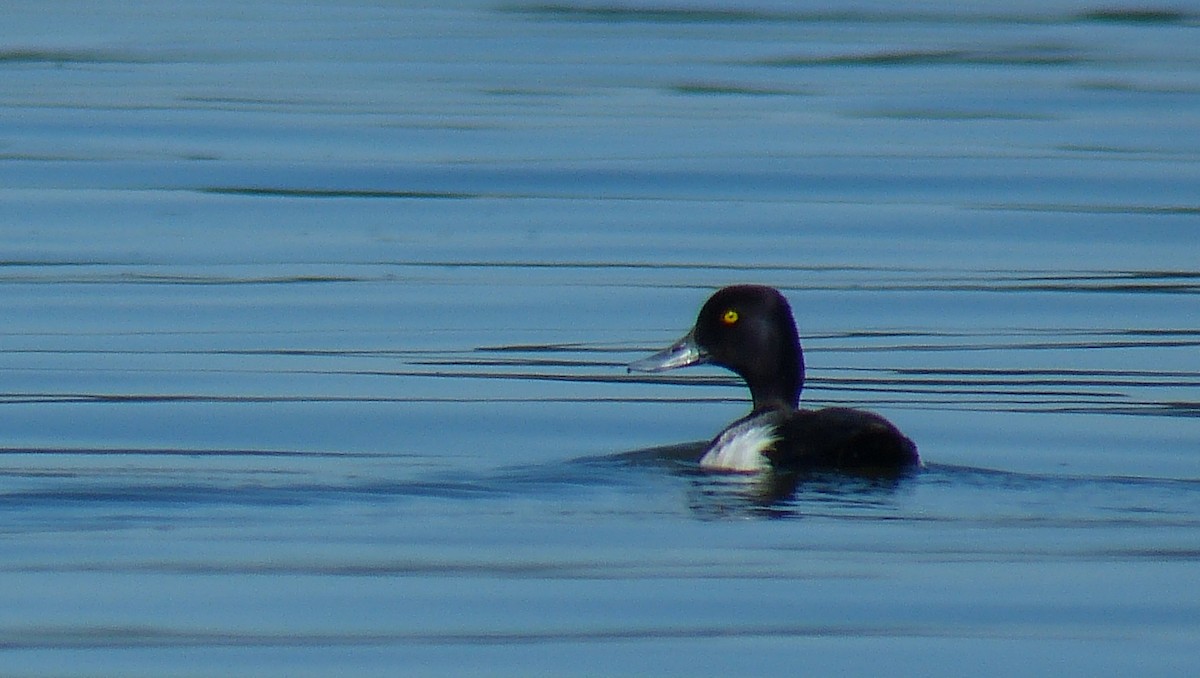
[699,411,781,472]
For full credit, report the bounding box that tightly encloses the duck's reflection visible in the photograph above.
[609,440,918,519]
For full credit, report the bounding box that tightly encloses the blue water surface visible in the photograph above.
[1,1,1198,676]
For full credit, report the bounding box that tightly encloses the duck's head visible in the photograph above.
[629,285,806,411]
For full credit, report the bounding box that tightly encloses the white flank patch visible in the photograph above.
[699,419,778,472]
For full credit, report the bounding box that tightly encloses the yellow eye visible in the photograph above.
[722,309,739,325]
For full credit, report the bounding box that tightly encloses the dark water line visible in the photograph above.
[2,392,1191,417]
[4,258,1197,279]
[0,620,1060,651]
[977,202,1200,215]
[0,447,390,458]
[201,187,479,200]
[506,4,1197,27]
[8,274,1198,294]
[0,393,739,406]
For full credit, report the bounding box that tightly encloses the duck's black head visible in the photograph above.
[629,285,806,411]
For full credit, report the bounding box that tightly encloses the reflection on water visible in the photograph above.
[682,466,915,520]
[4,439,1198,545]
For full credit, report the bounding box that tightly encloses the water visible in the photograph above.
[2,1,1199,675]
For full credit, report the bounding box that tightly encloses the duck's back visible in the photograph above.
[769,407,919,471]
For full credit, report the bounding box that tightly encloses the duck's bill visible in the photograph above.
[627,331,708,373]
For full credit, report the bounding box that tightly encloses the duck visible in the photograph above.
[628,285,918,474]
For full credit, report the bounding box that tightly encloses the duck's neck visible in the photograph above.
[747,340,805,412]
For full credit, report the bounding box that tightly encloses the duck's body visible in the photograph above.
[629,285,918,473]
